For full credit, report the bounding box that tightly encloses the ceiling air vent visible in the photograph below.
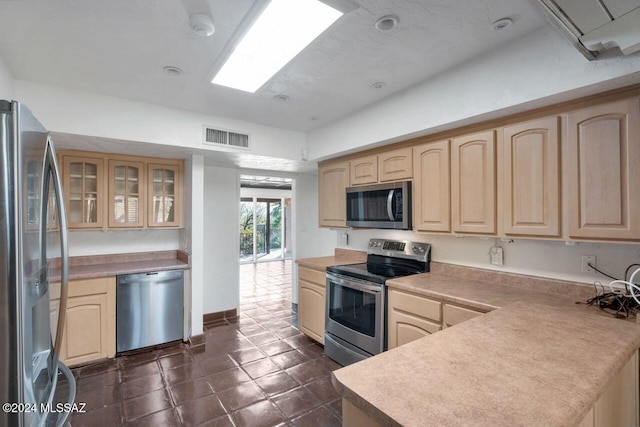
[203,126,250,150]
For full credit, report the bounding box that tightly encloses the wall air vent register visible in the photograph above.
[203,126,250,150]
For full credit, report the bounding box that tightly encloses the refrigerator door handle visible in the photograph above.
[40,137,69,360]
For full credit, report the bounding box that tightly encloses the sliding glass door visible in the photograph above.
[239,198,286,263]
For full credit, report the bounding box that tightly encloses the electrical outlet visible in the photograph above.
[341,232,348,246]
[490,246,503,265]
[581,255,596,273]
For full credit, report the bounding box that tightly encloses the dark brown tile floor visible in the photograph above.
[65,260,342,426]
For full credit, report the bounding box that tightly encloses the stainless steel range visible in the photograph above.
[325,239,431,366]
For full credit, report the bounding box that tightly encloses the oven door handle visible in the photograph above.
[326,273,383,294]
[387,189,395,221]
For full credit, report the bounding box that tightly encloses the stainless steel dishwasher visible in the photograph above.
[116,269,184,352]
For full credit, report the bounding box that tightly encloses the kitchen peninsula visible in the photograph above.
[331,268,640,427]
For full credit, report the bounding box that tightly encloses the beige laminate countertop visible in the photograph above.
[385,272,595,314]
[50,250,190,281]
[333,302,640,427]
[332,267,640,426]
[296,249,367,271]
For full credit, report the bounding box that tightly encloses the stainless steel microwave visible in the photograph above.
[346,181,411,229]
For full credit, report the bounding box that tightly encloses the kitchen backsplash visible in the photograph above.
[336,229,640,287]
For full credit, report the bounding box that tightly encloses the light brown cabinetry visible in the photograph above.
[108,159,145,228]
[387,289,486,349]
[442,303,484,328]
[502,117,561,237]
[451,130,496,234]
[318,161,349,228]
[349,148,413,186]
[148,162,182,228]
[387,289,441,350]
[378,147,412,182]
[62,154,105,229]
[50,277,116,367]
[297,266,326,344]
[578,350,639,427]
[350,155,377,186]
[566,98,640,240]
[413,140,450,232]
[60,151,184,230]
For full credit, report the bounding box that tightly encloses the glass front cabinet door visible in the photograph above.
[147,162,182,228]
[109,160,145,228]
[63,155,105,229]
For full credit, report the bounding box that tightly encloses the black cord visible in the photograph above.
[624,264,640,281]
[588,263,618,281]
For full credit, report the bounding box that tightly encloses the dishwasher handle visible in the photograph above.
[117,270,183,285]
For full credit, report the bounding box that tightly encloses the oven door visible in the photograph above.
[325,273,385,356]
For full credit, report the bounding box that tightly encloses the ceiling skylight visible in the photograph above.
[211,0,343,93]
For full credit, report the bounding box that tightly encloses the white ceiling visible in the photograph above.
[0,0,548,133]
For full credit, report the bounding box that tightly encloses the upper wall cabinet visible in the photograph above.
[413,140,450,232]
[502,117,561,237]
[350,155,378,186]
[451,131,496,234]
[148,162,182,228]
[60,151,184,230]
[349,147,413,186]
[566,98,640,240]
[62,154,106,230]
[319,161,349,228]
[378,147,412,182]
[108,159,145,228]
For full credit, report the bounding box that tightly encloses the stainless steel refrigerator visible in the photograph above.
[1,100,75,426]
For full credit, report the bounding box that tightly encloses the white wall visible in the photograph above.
[203,165,240,314]
[14,80,306,161]
[187,155,205,336]
[293,173,336,303]
[240,187,292,199]
[337,229,640,285]
[307,27,640,160]
[68,229,180,256]
[0,54,13,100]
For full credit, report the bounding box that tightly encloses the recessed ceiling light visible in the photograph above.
[492,18,512,31]
[308,115,319,121]
[189,14,215,37]
[274,94,290,102]
[371,81,386,89]
[375,15,399,31]
[163,66,183,77]
[211,0,343,93]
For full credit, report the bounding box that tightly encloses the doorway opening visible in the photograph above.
[239,175,293,263]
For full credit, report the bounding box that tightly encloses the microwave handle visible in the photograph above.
[387,189,395,221]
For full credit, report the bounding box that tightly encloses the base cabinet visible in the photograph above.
[387,289,486,349]
[578,350,639,427]
[387,289,442,350]
[50,277,116,367]
[442,303,484,328]
[297,266,326,344]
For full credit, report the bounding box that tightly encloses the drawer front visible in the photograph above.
[443,303,483,327]
[388,308,441,349]
[388,289,441,322]
[299,266,326,285]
